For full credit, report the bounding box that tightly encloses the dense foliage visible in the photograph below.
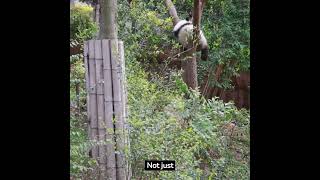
[70,2,98,44]
[70,0,250,179]
[126,61,249,179]
[198,0,250,89]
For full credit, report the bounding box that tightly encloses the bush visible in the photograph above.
[70,2,98,42]
[126,60,249,179]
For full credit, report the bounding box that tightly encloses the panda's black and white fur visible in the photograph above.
[173,19,209,61]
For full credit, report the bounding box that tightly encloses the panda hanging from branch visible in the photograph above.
[172,12,209,61]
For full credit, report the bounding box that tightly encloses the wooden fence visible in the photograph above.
[84,39,130,180]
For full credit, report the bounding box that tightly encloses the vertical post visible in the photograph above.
[102,39,117,180]
[85,39,128,179]
[88,40,99,159]
[84,41,91,143]
[87,40,99,178]
[118,41,131,179]
[110,39,126,180]
[94,40,108,179]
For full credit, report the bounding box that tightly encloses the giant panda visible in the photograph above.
[173,18,209,61]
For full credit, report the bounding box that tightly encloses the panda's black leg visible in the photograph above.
[201,48,209,61]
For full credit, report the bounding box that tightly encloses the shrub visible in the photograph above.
[126,60,249,179]
[70,2,98,42]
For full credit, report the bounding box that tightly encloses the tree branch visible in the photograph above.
[164,0,180,25]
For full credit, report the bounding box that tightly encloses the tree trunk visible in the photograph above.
[181,0,202,90]
[182,53,198,89]
[99,0,118,39]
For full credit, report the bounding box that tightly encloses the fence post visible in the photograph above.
[84,39,130,180]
